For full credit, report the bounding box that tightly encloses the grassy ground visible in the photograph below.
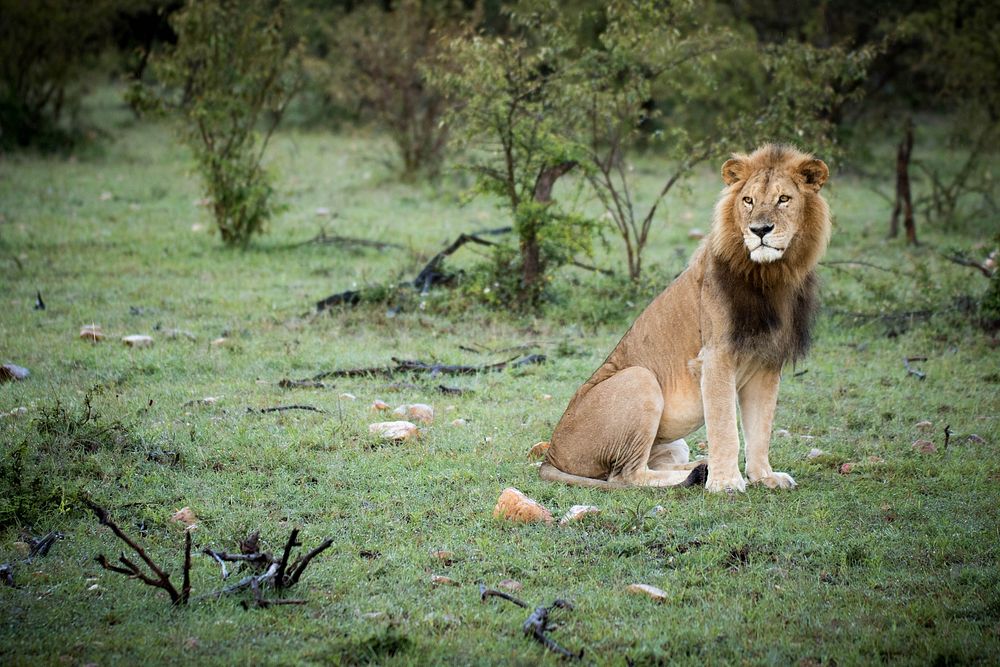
[1,90,999,665]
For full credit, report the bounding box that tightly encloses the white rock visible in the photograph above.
[368,421,419,441]
[122,335,153,348]
[627,583,667,602]
[559,505,601,526]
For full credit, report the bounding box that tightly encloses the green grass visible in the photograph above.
[1,88,999,666]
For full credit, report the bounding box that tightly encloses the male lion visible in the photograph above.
[540,144,830,492]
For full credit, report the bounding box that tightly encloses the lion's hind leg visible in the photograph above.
[545,367,705,489]
[647,439,702,471]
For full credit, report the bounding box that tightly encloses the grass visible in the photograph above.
[1,87,999,665]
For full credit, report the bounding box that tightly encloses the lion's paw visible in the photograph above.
[705,472,746,493]
[750,471,797,489]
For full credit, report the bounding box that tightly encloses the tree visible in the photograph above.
[138,0,303,247]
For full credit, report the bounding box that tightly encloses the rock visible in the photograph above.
[775,428,791,437]
[559,505,601,526]
[646,505,667,517]
[122,335,153,348]
[540,393,552,400]
[839,462,854,474]
[915,420,933,431]
[370,400,390,411]
[315,207,331,217]
[3,407,28,419]
[163,329,196,341]
[527,441,550,459]
[430,574,459,586]
[912,439,937,454]
[171,507,197,527]
[391,405,408,417]
[80,324,104,342]
[450,418,467,427]
[499,578,523,592]
[339,392,357,401]
[407,403,434,424]
[0,364,29,382]
[99,191,113,201]
[493,487,553,525]
[368,421,419,441]
[210,337,229,347]
[627,583,668,603]
[966,434,986,445]
[807,448,824,459]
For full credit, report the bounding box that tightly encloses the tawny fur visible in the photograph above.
[541,144,831,492]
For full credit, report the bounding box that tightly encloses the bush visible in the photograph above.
[139,0,303,247]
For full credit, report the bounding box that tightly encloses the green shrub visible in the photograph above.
[138,0,303,247]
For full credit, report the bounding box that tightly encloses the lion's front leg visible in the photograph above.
[739,368,796,489]
[700,349,746,493]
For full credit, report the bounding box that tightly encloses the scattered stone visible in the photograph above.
[370,399,390,411]
[493,487,553,525]
[646,505,667,518]
[0,364,29,382]
[775,428,791,437]
[210,337,229,347]
[80,324,104,342]
[171,507,197,527]
[368,420,419,441]
[339,392,357,401]
[627,583,668,603]
[163,328,196,341]
[3,407,28,419]
[407,403,434,424]
[839,462,854,474]
[807,448,824,459]
[450,418,467,427]
[315,207,331,217]
[99,191,113,201]
[431,574,459,586]
[498,578,523,592]
[527,441,550,459]
[362,611,386,620]
[912,439,937,454]
[687,229,705,240]
[541,393,552,400]
[122,335,153,348]
[559,505,601,526]
[915,420,933,431]
[431,550,455,564]
[445,405,456,412]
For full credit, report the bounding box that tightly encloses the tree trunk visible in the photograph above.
[521,161,576,293]
[890,118,916,244]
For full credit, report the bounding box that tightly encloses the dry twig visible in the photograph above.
[903,356,927,380]
[289,354,545,384]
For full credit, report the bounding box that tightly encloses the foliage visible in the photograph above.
[0,0,121,149]
[138,0,304,247]
[433,27,594,306]
[318,0,470,180]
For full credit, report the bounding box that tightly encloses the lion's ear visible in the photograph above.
[797,158,829,191]
[721,158,747,186]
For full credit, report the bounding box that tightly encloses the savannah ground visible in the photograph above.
[1,90,999,665]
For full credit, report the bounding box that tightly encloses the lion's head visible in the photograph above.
[711,144,831,286]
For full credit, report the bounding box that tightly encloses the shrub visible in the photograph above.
[139,0,303,247]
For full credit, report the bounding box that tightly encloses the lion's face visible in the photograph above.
[721,150,829,265]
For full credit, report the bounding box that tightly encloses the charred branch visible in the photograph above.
[903,356,927,380]
[286,354,545,384]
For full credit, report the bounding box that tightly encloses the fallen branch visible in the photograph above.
[523,600,583,661]
[0,563,13,587]
[253,405,326,414]
[303,230,403,251]
[437,384,469,395]
[287,354,545,384]
[903,356,927,380]
[942,252,996,278]
[276,379,327,389]
[84,498,189,605]
[479,582,527,608]
[27,531,63,559]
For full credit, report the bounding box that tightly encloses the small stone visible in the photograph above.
[646,505,667,517]
[183,638,200,650]
[431,574,459,586]
[839,462,854,474]
[493,487,553,525]
[912,439,937,454]
[915,420,933,431]
[0,364,29,382]
[391,405,408,417]
[807,448,824,459]
[407,403,434,424]
[775,429,791,437]
[99,191,113,201]
[559,505,601,526]
[191,223,205,232]
[171,507,197,526]
[88,584,100,591]
[362,611,386,620]
[339,392,357,401]
[627,583,668,603]
[315,207,331,217]
[541,394,552,400]
[445,405,457,412]
[527,441,550,459]
[80,324,104,342]
[122,335,153,348]
[370,400,390,411]
[687,229,705,240]
[450,418,467,427]
[368,420,419,441]
[163,328,196,341]
[498,578,523,592]
[210,337,229,347]
[6,407,28,418]
[431,550,455,564]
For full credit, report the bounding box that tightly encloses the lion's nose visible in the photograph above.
[750,223,774,239]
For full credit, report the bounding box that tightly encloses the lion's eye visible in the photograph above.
[742,197,753,205]
[778,195,790,203]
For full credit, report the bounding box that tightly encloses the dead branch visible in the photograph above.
[479,582,527,608]
[296,354,545,383]
[26,531,62,559]
[942,252,996,278]
[302,230,403,251]
[944,424,952,452]
[276,379,327,389]
[274,529,301,589]
[523,600,583,661]
[284,538,334,587]
[820,260,909,276]
[253,405,326,414]
[903,356,927,380]
[203,548,229,580]
[413,229,509,294]
[181,530,192,605]
[84,498,187,605]
[437,384,469,395]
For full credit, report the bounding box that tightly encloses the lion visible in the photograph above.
[540,144,830,492]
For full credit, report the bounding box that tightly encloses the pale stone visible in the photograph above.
[493,487,553,525]
[368,420,419,441]
[122,335,153,348]
[627,583,667,602]
[559,505,601,526]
